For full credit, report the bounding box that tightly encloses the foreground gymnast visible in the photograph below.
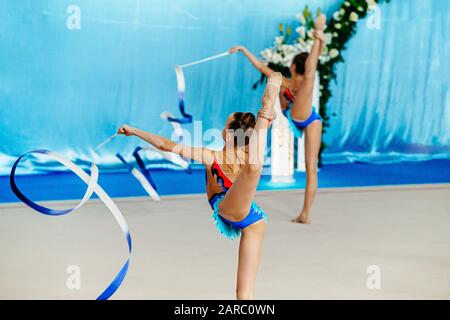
[230,14,326,224]
[118,72,282,300]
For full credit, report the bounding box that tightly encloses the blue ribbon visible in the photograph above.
[167,99,193,124]
[131,148,158,190]
[10,149,132,300]
[168,67,193,124]
[166,52,230,124]
[116,152,161,202]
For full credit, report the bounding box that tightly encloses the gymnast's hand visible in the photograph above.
[258,104,277,123]
[118,124,134,136]
[312,30,325,43]
[315,14,326,31]
[229,46,244,54]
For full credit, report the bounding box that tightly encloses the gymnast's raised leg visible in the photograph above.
[218,73,282,299]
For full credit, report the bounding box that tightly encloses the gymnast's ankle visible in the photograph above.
[236,290,254,300]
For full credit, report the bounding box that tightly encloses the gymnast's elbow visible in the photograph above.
[158,143,171,153]
[257,63,265,72]
[258,64,271,76]
[159,140,178,153]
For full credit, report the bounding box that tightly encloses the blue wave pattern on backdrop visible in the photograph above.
[0,0,448,175]
[323,0,450,163]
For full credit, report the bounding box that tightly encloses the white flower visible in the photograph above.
[324,32,333,45]
[300,15,306,25]
[340,8,346,15]
[333,11,341,21]
[366,0,377,10]
[307,30,314,39]
[296,26,306,38]
[294,42,307,52]
[329,49,339,58]
[320,55,330,64]
[350,12,359,22]
[272,53,283,65]
[304,39,314,53]
[335,23,342,29]
[283,52,297,66]
[333,32,339,37]
[344,1,350,7]
[357,6,364,12]
[275,36,284,45]
[296,13,306,25]
[261,49,273,61]
[281,44,296,57]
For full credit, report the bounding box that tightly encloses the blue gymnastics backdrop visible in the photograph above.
[0,0,449,175]
[323,0,450,164]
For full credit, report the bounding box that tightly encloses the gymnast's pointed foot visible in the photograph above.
[291,212,311,225]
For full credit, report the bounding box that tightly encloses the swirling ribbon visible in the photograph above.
[117,146,191,200]
[116,152,160,202]
[10,135,131,300]
[164,51,230,124]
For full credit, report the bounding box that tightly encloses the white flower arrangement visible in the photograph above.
[259,2,380,70]
[260,10,334,68]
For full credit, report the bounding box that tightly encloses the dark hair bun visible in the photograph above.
[228,112,256,147]
[240,112,256,129]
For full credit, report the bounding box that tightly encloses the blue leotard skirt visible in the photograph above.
[284,107,322,138]
[209,194,268,240]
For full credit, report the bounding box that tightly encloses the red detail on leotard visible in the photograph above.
[211,160,233,190]
[283,88,295,102]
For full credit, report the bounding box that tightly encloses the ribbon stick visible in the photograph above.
[164,51,230,124]
[94,133,118,152]
[117,153,160,202]
[10,136,132,300]
[179,51,230,69]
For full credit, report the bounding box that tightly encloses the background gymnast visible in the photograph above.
[117,72,282,300]
[229,14,327,224]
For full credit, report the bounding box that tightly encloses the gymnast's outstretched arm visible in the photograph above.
[118,125,214,165]
[230,46,290,90]
[229,46,274,78]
